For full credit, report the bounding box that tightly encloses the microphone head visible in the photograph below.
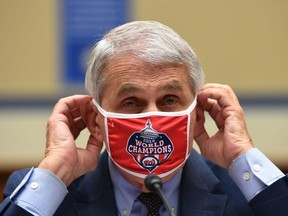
[145,174,162,192]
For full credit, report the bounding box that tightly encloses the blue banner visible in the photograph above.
[62,0,129,83]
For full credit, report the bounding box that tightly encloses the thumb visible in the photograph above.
[77,134,104,176]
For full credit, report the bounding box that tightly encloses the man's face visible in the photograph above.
[95,54,197,185]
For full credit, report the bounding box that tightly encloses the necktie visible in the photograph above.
[137,192,163,216]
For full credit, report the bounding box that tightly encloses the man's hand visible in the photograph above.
[194,84,253,169]
[38,95,103,185]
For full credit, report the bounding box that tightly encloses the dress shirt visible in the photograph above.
[108,159,180,216]
[10,168,67,216]
[229,148,285,200]
[9,148,285,216]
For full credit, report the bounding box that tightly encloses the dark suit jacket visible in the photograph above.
[1,150,288,216]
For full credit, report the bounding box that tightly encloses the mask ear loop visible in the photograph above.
[184,95,198,162]
[93,99,108,117]
[92,99,112,154]
[185,95,197,114]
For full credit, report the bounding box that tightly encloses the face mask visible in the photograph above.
[93,97,197,179]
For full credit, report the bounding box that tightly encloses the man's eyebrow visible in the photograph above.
[116,84,144,97]
[115,80,186,97]
[158,80,184,92]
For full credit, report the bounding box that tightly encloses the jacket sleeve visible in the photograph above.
[0,169,33,216]
[0,197,33,216]
[249,174,288,216]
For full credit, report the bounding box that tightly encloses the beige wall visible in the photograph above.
[0,1,287,96]
[0,1,287,169]
[0,1,58,97]
[134,0,288,95]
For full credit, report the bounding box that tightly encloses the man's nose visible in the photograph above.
[142,103,159,113]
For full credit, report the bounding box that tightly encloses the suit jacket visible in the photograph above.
[1,150,288,216]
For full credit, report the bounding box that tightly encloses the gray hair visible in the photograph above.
[85,21,204,103]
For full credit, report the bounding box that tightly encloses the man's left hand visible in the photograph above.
[194,83,253,169]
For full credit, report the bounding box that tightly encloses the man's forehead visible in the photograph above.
[101,55,194,98]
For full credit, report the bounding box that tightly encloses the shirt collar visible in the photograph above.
[109,158,181,215]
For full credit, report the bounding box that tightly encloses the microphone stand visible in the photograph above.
[145,174,176,216]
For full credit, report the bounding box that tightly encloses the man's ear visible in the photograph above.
[86,102,104,143]
[92,104,104,143]
[193,103,206,139]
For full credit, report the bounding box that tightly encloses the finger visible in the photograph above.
[51,95,93,134]
[203,98,224,129]
[198,84,244,122]
[197,95,224,129]
[198,84,240,109]
[69,107,82,120]
[81,135,104,172]
[70,117,87,139]
[52,95,92,116]
[70,101,97,139]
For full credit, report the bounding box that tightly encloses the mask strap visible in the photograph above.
[93,99,109,117]
[184,96,197,114]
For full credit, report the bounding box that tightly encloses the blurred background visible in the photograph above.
[0,0,287,201]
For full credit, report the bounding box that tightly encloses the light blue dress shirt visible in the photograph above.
[10,148,285,216]
[229,148,284,200]
[108,159,181,216]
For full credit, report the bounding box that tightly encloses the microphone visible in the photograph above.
[145,174,176,216]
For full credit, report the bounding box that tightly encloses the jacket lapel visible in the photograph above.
[179,150,227,216]
[70,152,118,216]
[68,150,227,216]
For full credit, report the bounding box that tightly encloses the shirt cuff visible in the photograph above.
[229,148,285,201]
[11,168,68,216]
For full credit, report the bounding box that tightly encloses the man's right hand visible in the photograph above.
[38,95,103,185]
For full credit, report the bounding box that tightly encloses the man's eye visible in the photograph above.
[119,98,144,113]
[123,100,136,107]
[164,96,178,105]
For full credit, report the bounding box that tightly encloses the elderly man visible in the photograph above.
[1,21,287,216]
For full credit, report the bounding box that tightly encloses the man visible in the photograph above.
[0,21,287,216]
